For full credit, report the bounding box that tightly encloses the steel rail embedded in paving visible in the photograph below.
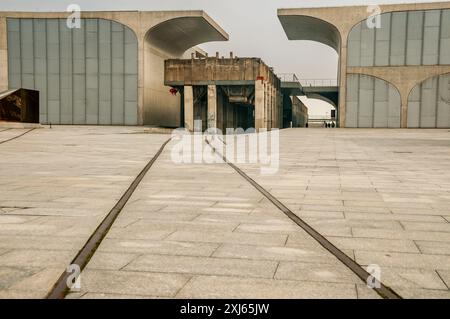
[0,128,35,145]
[46,138,172,299]
[205,137,402,300]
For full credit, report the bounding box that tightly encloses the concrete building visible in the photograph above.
[164,56,283,131]
[278,1,450,128]
[282,94,308,128]
[291,96,308,128]
[0,11,228,126]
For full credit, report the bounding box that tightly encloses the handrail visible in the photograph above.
[299,79,338,87]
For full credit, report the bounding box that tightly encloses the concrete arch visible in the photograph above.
[277,15,341,53]
[305,93,337,109]
[346,74,401,128]
[407,72,450,128]
[145,16,228,57]
[142,15,228,127]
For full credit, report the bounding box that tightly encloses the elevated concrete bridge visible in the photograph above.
[279,74,338,123]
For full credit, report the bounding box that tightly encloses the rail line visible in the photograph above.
[205,137,402,300]
[46,138,172,299]
[0,128,35,145]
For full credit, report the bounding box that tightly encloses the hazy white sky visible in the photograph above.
[0,0,442,116]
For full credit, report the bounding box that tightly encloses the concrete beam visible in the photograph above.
[184,86,194,131]
[255,80,265,131]
[207,85,217,129]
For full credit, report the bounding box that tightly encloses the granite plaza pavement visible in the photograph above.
[0,126,449,299]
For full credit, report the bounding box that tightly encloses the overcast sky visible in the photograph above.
[0,0,442,116]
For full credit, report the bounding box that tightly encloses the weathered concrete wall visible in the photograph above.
[165,57,279,86]
[291,96,308,128]
[166,57,282,131]
[0,17,7,93]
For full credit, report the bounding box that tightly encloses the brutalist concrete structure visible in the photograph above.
[278,1,450,128]
[164,55,283,131]
[0,10,228,126]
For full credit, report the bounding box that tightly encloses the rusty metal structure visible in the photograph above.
[0,89,39,123]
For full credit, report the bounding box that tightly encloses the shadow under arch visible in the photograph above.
[305,92,338,109]
[142,15,228,127]
[407,72,450,128]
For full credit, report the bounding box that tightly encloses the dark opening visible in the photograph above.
[0,89,39,123]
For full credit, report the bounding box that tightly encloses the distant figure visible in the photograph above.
[305,122,309,128]
[331,122,335,128]
[323,121,327,128]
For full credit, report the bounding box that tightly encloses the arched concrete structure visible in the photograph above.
[144,16,229,127]
[407,72,450,128]
[346,74,401,128]
[304,94,337,109]
[277,15,340,52]
[0,10,229,126]
[278,1,450,128]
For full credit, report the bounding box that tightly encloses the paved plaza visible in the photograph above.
[0,127,449,298]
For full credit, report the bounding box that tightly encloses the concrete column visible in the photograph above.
[264,83,270,129]
[338,33,348,128]
[0,17,8,92]
[272,86,276,129]
[277,92,282,129]
[401,94,408,129]
[255,79,265,130]
[207,85,217,129]
[184,86,194,131]
[216,87,224,132]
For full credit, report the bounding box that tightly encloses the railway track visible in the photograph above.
[0,128,35,145]
[204,137,402,300]
[46,138,172,299]
[42,134,401,299]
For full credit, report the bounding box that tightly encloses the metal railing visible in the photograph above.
[300,79,338,87]
[277,74,338,87]
[277,73,299,83]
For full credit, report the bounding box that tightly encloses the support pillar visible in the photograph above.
[255,79,265,131]
[184,86,194,131]
[401,94,408,128]
[207,85,217,129]
[264,83,270,129]
[0,17,8,92]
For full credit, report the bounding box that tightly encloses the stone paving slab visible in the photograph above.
[235,129,450,298]
[0,126,169,297]
[2,127,450,298]
[74,139,377,299]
